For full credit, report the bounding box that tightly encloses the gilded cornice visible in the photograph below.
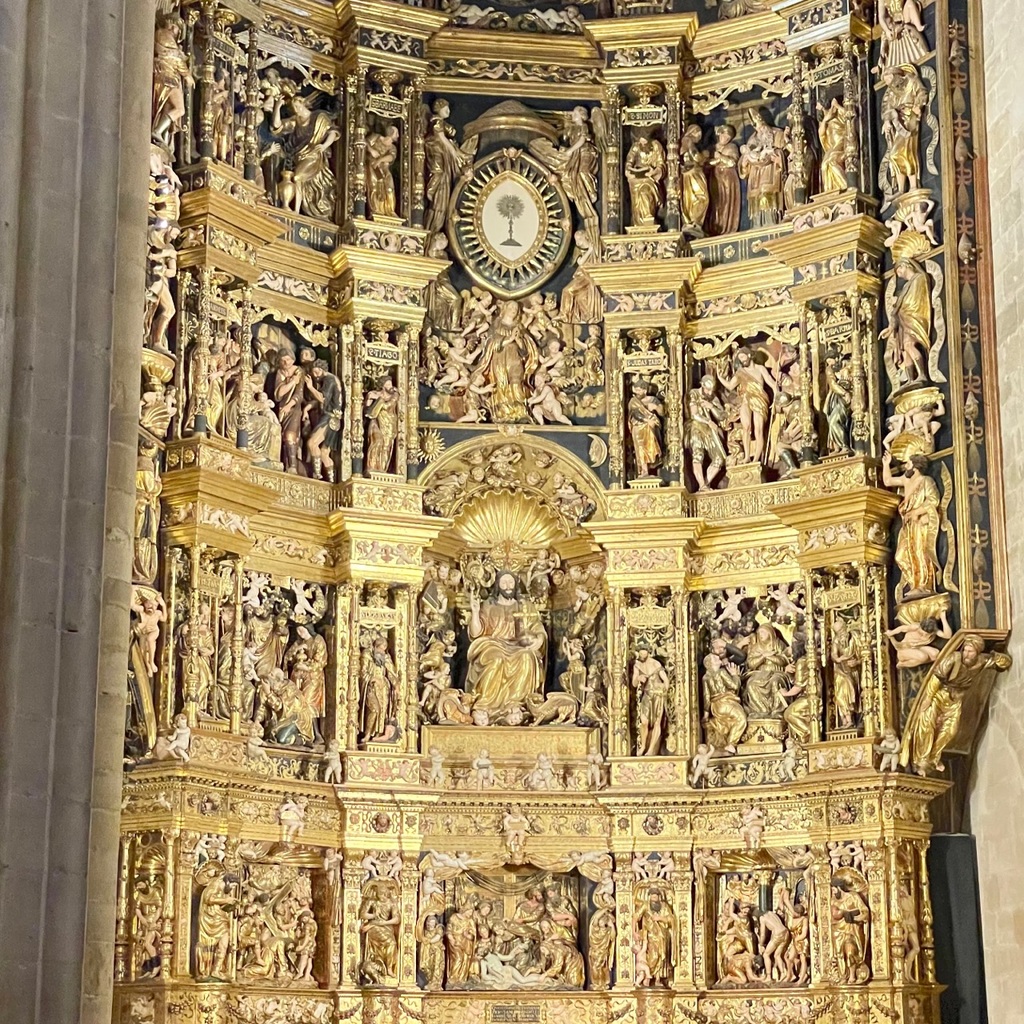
[427,28,601,64]
[585,12,699,52]
[691,10,787,58]
[337,0,450,37]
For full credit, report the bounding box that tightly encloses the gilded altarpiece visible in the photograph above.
[120,0,1010,1022]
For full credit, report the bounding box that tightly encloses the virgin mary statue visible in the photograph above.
[466,572,546,716]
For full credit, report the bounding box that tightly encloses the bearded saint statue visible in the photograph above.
[465,572,546,716]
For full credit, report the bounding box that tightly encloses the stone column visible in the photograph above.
[0,0,156,1022]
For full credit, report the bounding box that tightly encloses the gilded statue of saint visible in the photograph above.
[627,380,664,479]
[900,635,1011,775]
[479,300,539,423]
[151,19,193,146]
[632,647,671,756]
[195,869,236,980]
[680,124,710,231]
[708,125,741,236]
[360,635,398,744]
[703,637,747,753]
[366,126,399,219]
[882,257,933,385]
[466,573,546,717]
[818,98,854,194]
[364,377,399,473]
[635,892,675,986]
[881,65,928,199]
[134,442,162,584]
[882,453,941,599]
[625,132,665,228]
[738,111,786,227]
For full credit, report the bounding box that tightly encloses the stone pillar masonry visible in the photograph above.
[0,1,156,1022]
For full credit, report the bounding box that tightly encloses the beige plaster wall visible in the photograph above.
[970,3,1024,1021]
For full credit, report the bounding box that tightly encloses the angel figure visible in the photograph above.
[877,0,929,71]
[529,106,606,248]
[876,729,901,772]
[528,369,572,426]
[131,589,167,679]
[560,229,602,324]
[887,609,952,670]
[424,100,476,239]
[268,92,340,219]
[739,805,765,849]
[502,804,531,859]
[153,713,191,762]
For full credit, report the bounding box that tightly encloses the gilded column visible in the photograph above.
[352,66,369,219]
[351,319,366,458]
[197,1,217,160]
[860,294,880,458]
[402,583,419,754]
[607,326,624,484]
[174,834,198,978]
[790,53,808,206]
[395,326,411,478]
[235,286,254,450]
[799,304,817,465]
[189,267,214,437]
[665,81,681,232]
[161,830,179,981]
[228,555,245,734]
[342,581,362,752]
[182,544,206,727]
[114,834,132,981]
[809,843,833,983]
[842,37,859,188]
[607,586,628,758]
[399,854,420,988]
[866,840,889,980]
[887,841,906,985]
[341,858,366,987]
[243,25,261,181]
[918,840,937,984]
[671,585,688,757]
[666,327,682,473]
[849,290,868,454]
[857,563,878,737]
[406,326,420,476]
[410,77,426,228]
[340,321,356,482]
[602,85,622,235]
[673,866,694,986]
[869,564,896,735]
[612,853,635,989]
[804,570,823,744]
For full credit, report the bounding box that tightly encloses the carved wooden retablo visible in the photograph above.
[120,0,1010,1022]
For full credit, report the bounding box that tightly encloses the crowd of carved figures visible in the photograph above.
[120,0,1011,1020]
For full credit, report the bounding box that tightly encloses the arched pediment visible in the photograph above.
[418,432,607,537]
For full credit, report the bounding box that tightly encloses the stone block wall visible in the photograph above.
[972,4,1024,1021]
